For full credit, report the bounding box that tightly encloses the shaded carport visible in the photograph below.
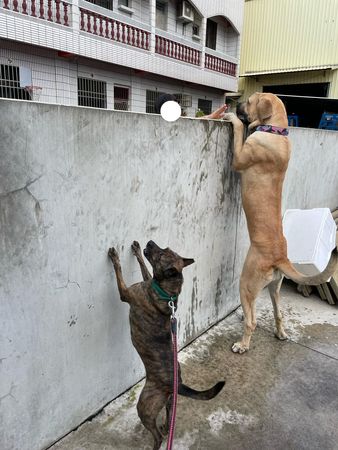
[262,83,338,128]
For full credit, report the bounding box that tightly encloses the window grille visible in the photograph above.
[146,90,165,113]
[78,77,107,109]
[114,85,130,111]
[0,65,30,100]
[198,99,212,115]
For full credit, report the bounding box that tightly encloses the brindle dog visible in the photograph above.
[108,240,225,450]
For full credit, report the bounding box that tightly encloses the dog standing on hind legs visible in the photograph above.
[108,240,225,449]
[211,93,337,354]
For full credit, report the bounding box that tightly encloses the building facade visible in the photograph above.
[0,0,244,115]
[239,0,338,128]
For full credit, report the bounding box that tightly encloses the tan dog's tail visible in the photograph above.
[277,248,337,285]
[178,381,225,400]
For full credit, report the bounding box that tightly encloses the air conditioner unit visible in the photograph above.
[177,1,194,23]
[174,93,192,108]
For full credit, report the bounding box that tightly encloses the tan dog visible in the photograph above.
[210,93,337,353]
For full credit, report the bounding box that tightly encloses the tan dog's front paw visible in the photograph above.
[232,342,249,354]
[223,112,244,128]
[131,241,141,257]
[108,247,119,262]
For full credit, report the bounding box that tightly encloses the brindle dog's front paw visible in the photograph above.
[131,241,141,256]
[108,247,119,262]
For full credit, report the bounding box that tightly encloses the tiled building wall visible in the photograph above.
[114,0,151,25]
[0,41,225,114]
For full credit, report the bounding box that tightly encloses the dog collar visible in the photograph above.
[151,280,178,302]
[256,125,289,136]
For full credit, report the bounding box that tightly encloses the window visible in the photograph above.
[118,0,129,6]
[85,0,113,10]
[206,19,217,50]
[156,1,167,31]
[0,65,31,100]
[114,85,130,111]
[192,24,200,37]
[78,77,107,109]
[198,99,212,115]
[146,90,165,113]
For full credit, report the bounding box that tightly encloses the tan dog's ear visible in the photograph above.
[257,96,273,122]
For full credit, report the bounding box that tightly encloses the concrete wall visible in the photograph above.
[0,99,247,450]
[1,99,337,450]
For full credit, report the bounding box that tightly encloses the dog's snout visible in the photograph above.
[236,102,250,125]
[144,240,158,258]
[236,102,245,115]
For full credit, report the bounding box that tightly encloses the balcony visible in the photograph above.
[205,53,237,77]
[79,7,150,50]
[155,35,201,66]
[0,0,239,91]
[2,0,70,26]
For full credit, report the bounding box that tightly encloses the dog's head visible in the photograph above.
[236,92,287,128]
[144,240,194,286]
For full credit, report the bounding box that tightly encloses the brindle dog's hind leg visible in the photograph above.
[108,247,131,303]
[137,381,168,450]
[131,241,152,281]
[159,394,173,436]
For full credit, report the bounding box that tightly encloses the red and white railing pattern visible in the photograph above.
[2,0,70,26]
[205,53,237,76]
[79,8,150,51]
[155,35,201,66]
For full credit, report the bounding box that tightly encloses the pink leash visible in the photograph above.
[167,301,178,450]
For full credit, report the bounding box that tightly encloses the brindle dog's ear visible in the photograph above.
[182,258,195,267]
[257,96,273,122]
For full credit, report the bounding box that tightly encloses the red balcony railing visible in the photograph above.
[155,35,201,66]
[205,53,237,76]
[79,8,150,51]
[2,0,70,26]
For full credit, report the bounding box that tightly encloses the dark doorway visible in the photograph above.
[263,83,329,98]
[263,83,337,128]
[206,19,217,50]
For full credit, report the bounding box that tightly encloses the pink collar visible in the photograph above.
[256,125,289,136]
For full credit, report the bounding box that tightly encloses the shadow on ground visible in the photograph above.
[52,283,338,450]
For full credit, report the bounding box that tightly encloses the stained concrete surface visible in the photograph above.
[51,282,338,450]
[3,100,338,450]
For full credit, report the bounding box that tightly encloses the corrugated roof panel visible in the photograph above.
[240,0,338,75]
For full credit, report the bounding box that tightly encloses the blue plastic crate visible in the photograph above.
[318,112,338,130]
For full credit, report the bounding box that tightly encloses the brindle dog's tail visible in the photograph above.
[178,381,225,400]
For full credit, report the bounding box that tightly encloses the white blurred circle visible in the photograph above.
[160,101,181,122]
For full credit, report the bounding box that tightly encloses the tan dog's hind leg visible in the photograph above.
[268,272,288,340]
[232,248,273,354]
[137,381,168,450]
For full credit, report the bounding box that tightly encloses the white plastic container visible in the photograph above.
[283,208,336,276]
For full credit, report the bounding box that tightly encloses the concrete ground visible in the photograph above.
[52,282,338,450]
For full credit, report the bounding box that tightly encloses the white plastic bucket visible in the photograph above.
[283,208,336,276]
